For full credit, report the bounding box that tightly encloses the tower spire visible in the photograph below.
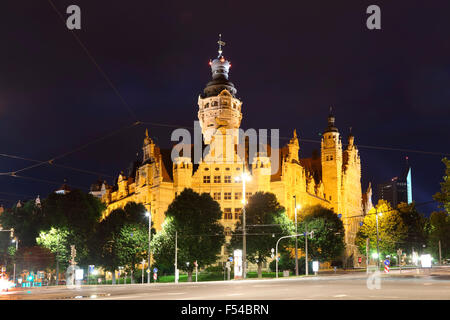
[217,33,225,57]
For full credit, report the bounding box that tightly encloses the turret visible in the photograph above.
[321,108,342,212]
[286,129,299,162]
[198,35,243,145]
[143,129,155,163]
[173,157,193,195]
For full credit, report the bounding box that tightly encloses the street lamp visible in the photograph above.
[293,198,301,276]
[235,170,251,279]
[375,209,382,269]
[12,238,18,284]
[145,210,152,284]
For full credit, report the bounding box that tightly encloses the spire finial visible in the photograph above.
[293,129,297,138]
[145,128,149,138]
[217,33,225,57]
[329,106,333,116]
[349,126,353,135]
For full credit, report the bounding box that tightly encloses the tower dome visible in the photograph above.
[202,34,237,98]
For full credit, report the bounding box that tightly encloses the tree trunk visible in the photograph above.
[187,271,193,282]
[112,270,116,284]
[257,261,263,279]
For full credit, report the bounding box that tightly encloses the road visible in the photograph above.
[1,267,449,300]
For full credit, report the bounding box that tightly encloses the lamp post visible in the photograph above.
[235,169,251,279]
[375,209,381,269]
[145,210,152,284]
[12,238,18,284]
[141,259,145,284]
[293,197,300,276]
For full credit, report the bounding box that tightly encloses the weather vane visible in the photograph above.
[217,33,225,57]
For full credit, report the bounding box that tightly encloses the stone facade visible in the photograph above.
[92,44,370,266]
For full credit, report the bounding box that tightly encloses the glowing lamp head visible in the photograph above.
[372,253,379,259]
[145,212,150,217]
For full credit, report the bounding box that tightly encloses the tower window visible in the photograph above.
[225,227,232,236]
[224,192,232,200]
[213,192,221,200]
[224,176,231,183]
[330,155,333,160]
[203,176,210,183]
[214,176,221,183]
[326,156,329,161]
[205,103,209,108]
[213,101,218,106]
[235,192,242,200]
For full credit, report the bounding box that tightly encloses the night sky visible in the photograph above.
[1,1,449,215]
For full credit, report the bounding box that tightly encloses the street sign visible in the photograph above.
[384,264,390,273]
[358,257,362,263]
[384,259,390,266]
[89,265,95,273]
[153,268,158,273]
[359,222,363,226]
[228,257,233,262]
[338,214,342,218]
[312,261,319,273]
[153,273,157,280]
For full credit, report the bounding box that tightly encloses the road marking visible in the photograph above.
[227,293,243,296]
[423,283,433,286]
[178,296,207,300]
[333,294,347,298]
[167,292,186,295]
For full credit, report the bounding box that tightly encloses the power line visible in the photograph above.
[0,153,113,178]
[46,0,138,121]
[0,121,141,176]
[3,174,89,190]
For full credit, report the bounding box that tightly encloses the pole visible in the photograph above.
[366,237,370,274]
[242,164,247,280]
[195,262,198,282]
[276,234,305,278]
[439,240,442,265]
[294,195,298,276]
[148,210,152,284]
[305,223,309,276]
[376,210,380,270]
[13,239,18,284]
[175,231,178,283]
[141,261,144,284]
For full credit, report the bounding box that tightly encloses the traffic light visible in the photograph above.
[358,257,362,263]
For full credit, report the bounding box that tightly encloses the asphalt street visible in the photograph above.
[1,267,449,300]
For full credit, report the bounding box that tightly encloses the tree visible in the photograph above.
[91,202,150,284]
[0,200,44,247]
[433,158,450,213]
[356,200,408,259]
[397,202,427,253]
[41,189,104,266]
[229,192,294,278]
[427,211,450,261]
[36,227,70,284]
[151,189,225,282]
[116,223,149,283]
[297,205,345,264]
[15,246,54,273]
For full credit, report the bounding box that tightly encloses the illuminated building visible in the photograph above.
[92,38,371,265]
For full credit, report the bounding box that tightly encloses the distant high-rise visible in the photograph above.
[378,160,412,208]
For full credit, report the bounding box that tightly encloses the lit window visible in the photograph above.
[214,176,221,183]
[234,208,242,219]
[224,192,232,200]
[224,208,232,219]
[213,192,221,200]
[246,192,252,199]
[203,176,210,183]
[235,192,242,200]
[224,176,231,183]
[205,103,209,108]
[225,227,231,236]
